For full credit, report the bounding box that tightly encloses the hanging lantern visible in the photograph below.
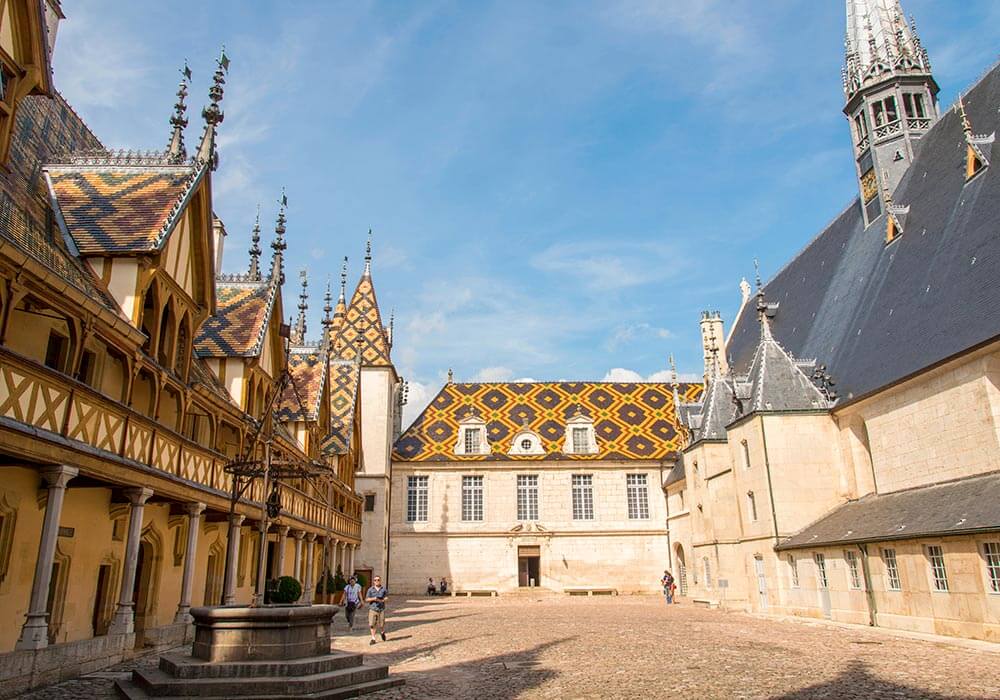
[266,481,282,519]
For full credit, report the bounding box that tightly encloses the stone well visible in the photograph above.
[190,604,338,662]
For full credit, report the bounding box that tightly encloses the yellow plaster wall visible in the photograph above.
[106,258,140,323]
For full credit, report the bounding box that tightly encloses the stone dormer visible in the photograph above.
[454,410,490,456]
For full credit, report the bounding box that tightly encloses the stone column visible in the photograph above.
[292,530,304,581]
[174,502,205,624]
[108,487,153,636]
[275,525,289,577]
[348,544,356,577]
[16,465,78,650]
[303,533,316,604]
[222,513,245,605]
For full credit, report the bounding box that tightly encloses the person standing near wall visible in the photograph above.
[344,576,363,631]
[366,575,388,645]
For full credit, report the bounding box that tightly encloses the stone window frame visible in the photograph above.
[454,413,490,456]
[814,552,829,589]
[406,475,429,523]
[746,490,758,522]
[625,473,650,520]
[570,474,594,521]
[516,474,539,521]
[508,426,544,457]
[881,547,901,591]
[925,544,949,592]
[844,549,862,590]
[787,554,799,588]
[461,475,484,522]
[981,541,1000,595]
[562,412,598,455]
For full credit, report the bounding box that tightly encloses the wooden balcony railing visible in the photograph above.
[0,347,361,540]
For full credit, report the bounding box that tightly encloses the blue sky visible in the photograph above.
[53,1,1000,424]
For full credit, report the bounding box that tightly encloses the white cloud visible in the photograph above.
[602,367,702,383]
[472,366,515,382]
[606,322,673,351]
[401,378,434,430]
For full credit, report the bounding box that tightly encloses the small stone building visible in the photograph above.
[389,380,701,594]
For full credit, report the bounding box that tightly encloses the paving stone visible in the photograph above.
[20,597,1000,699]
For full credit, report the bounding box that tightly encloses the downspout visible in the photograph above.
[759,417,780,542]
[858,543,878,627]
[660,458,673,572]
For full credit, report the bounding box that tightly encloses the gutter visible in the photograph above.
[858,543,878,627]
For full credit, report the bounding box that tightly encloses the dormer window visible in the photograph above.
[563,408,597,455]
[508,422,544,457]
[454,411,490,456]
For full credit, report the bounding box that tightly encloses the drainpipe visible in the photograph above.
[858,543,878,627]
[759,418,779,542]
[660,458,673,572]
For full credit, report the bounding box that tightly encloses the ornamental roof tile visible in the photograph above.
[322,359,360,455]
[333,273,391,366]
[277,346,326,422]
[393,381,702,462]
[195,279,277,357]
[46,161,201,254]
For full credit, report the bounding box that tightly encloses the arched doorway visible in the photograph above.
[133,526,162,646]
[674,544,687,596]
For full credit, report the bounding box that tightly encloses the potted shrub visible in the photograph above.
[270,576,302,604]
[332,566,347,605]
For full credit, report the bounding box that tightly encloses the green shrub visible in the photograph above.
[333,565,347,592]
[354,572,367,590]
[271,576,302,604]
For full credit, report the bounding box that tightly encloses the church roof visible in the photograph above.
[322,359,361,456]
[680,371,737,443]
[726,63,1000,405]
[45,158,203,255]
[195,278,278,357]
[333,272,392,367]
[393,381,702,462]
[776,471,1000,550]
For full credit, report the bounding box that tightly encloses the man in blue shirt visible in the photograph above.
[365,575,388,645]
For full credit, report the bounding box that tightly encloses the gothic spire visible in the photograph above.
[270,190,287,285]
[293,268,308,344]
[196,48,229,170]
[338,256,348,304]
[843,0,932,98]
[248,204,262,280]
[322,278,333,328]
[167,63,191,163]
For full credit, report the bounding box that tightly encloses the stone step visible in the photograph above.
[159,651,364,679]
[130,663,389,697]
[115,675,405,699]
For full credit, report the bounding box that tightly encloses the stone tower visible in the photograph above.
[843,0,938,225]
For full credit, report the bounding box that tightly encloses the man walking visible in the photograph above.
[366,575,388,645]
[344,575,363,631]
[661,570,675,604]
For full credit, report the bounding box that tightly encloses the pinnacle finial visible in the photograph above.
[363,229,373,277]
[387,308,395,347]
[293,268,308,344]
[167,62,191,163]
[339,256,348,302]
[270,190,288,285]
[322,278,333,327]
[248,203,262,280]
[669,354,678,387]
[957,95,972,136]
[196,47,229,170]
[447,368,454,384]
[881,169,893,207]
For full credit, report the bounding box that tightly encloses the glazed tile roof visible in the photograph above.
[776,471,1000,550]
[333,272,392,366]
[46,161,202,255]
[393,381,703,462]
[278,346,326,422]
[195,279,277,357]
[322,359,361,455]
[726,63,1000,404]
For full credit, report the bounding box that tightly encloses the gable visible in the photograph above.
[334,275,391,366]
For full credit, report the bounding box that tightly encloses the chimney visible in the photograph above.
[212,215,226,274]
[699,311,728,381]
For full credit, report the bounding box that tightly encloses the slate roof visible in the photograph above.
[46,161,202,254]
[393,381,703,462]
[680,370,736,443]
[726,63,1000,404]
[775,471,1000,550]
[333,272,392,366]
[741,319,830,413]
[195,279,277,357]
[322,359,361,456]
[277,346,326,422]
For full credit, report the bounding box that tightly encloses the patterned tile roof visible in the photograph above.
[195,279,277,357]
[278,346,326,422]
[322,359,361,455]
[333,273,391,366]
[46,162,201,254]
[393,381,703,462]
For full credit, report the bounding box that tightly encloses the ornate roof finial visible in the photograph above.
[270,189,287,285]
[293,268,308,344]
[322,278,333,328]
[248,203,262,280]
[909,14,930,70]
[387,308,395,347]
[447,368,454,384]
[339,256,348,303]
[754,257,768,318]
[167,62,191,163]
[881,169,894,207]
[669,354,678,387]
[196,47,229,170]
[363,229,372,278]
[957,95,972,137]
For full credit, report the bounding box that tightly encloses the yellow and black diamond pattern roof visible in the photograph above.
[322,359,361,455]
[393,381,703,462]
[332,273,391,366]
[195,280,277,357]
[46,164,200,254]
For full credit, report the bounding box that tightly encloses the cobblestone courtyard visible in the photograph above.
[22,596,1000,699]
